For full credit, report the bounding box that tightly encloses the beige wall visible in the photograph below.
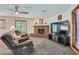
[0,16,34,36]
[33,17,50,26]
[0,15,50,36]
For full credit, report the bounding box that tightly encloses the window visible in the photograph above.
[76,11,79,49]
[15,20,27,32]
[60,25,68,31]
[51,24,58,33]
[0,19,5,29]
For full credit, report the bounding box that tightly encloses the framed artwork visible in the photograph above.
[0,19,5,29]
[58,15,62,20]
[39,19,43,24]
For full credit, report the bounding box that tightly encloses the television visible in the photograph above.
[60,30,67,36]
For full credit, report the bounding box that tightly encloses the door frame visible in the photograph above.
[72,5,79,53]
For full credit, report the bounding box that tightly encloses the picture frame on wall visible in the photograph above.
[58,15,62,20]
[39,19,43,24]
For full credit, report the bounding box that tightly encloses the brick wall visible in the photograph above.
[30,25,49,38]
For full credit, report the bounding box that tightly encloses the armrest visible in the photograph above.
[21,33,28,37]
[18,37,29,43]
[15,41,33,48]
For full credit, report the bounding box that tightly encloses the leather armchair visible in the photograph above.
[1,32,34,55]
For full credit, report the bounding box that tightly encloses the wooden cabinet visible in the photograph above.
[49,34,70,46]
[58,35,70,46]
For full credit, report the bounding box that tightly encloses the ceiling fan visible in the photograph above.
[6,5,29,14]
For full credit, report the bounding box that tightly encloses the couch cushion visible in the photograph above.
[21,33,28,37]
[18,37,29,43]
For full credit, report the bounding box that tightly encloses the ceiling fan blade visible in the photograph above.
[5,8,15,12]
[19,11,29,14]
[10,12,14,14]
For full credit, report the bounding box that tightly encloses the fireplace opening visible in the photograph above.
[38,29,44,34]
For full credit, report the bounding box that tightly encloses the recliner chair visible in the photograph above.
[1,32,34,55]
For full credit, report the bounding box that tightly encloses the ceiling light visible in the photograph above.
[43,10,46,13]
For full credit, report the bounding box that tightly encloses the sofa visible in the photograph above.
[1,31,34,55]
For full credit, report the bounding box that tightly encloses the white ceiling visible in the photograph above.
[0,4,72,18]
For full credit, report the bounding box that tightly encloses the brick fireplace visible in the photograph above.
[30,25,49,38]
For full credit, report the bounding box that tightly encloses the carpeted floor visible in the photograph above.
[30,37,76,55]
[0,37,76,55]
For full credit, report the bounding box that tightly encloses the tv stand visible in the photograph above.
[49,34,70,46]
[58,35,70,46]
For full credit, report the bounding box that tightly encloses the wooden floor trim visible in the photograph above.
[71,46,79,55]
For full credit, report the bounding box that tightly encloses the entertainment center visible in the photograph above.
[49,21,70,46]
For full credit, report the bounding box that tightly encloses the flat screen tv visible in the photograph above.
[60,30,67,36]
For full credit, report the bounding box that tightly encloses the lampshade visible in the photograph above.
[10,26,15,31]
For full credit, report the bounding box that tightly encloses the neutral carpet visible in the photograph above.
[0,39,13,55]
[0,37,76,55]
[30,37,76,55]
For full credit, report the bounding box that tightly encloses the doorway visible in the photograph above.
[72,5,79,53]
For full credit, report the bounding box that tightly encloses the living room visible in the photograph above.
[0,4,79,55]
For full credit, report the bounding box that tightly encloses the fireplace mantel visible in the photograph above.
[33,25,49,27]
